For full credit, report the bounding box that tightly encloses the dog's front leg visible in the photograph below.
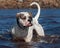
[24,26,34,42]
[34,23,45,37]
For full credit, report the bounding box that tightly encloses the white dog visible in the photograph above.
[12,2,45,42]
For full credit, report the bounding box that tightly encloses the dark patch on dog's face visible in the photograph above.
[28,16,32,23]
[19,14,26,20]
[16,14,24,19]
[18,14,32,22]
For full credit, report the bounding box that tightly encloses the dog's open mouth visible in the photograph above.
[25,22,32,27]
[27,23,32,27]
[26,23,32,27]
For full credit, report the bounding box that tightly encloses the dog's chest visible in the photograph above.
[13,26,28,38]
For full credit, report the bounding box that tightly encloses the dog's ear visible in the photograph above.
[16,13,24,18]
[16,13,19,18]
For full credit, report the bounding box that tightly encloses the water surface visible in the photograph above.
[0,9,60,48]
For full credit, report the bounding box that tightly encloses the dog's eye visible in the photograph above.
[21,16,26,20]
[29,16,32,20]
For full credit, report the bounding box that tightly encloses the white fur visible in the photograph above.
[12,27,15,34]
[30,2,40,20]
[24,26,34,42]
[32,2,45,36]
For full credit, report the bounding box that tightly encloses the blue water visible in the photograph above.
[0,9,60,48]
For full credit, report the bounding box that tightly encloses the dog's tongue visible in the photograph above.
[25,22,32,27]
[26,23,32,27]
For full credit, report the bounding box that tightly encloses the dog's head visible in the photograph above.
[16,12,33,27]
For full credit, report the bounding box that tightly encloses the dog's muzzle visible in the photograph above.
[25,21,32,27]
[26,18,33,27]
[24,19,32,27]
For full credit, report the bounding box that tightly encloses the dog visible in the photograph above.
[12,2,45,42]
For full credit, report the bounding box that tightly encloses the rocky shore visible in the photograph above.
[0,0,60,9]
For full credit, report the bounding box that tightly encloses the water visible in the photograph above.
[0,9,60,48]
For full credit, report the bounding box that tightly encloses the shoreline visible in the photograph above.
[0,0,60,9]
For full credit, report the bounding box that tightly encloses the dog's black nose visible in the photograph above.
[28,19,32,23]
[28,17,32,22]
